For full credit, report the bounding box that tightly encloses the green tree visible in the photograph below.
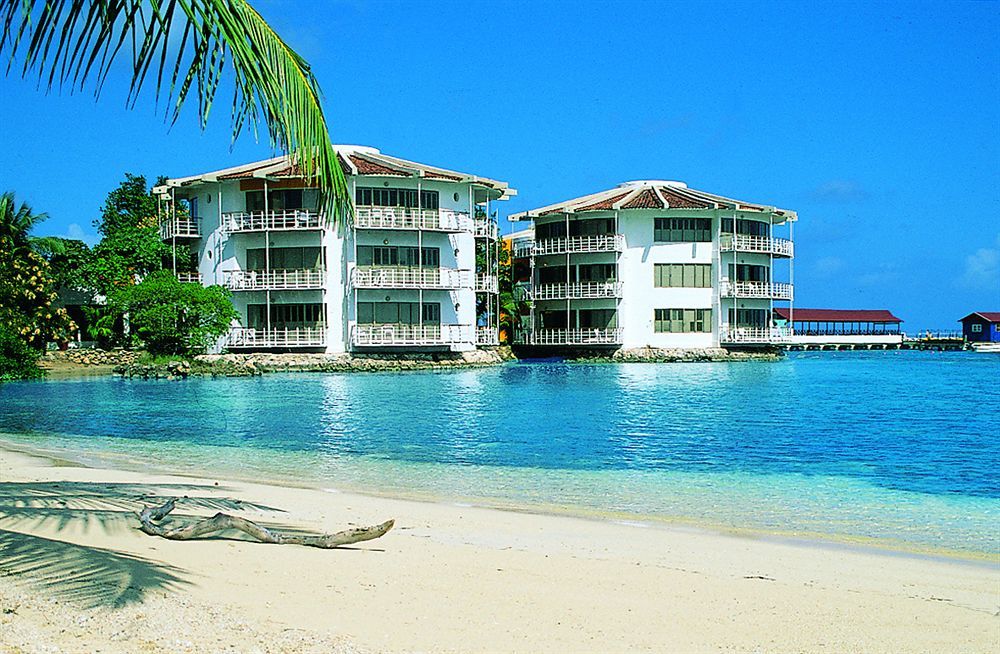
[0,191,66,257]
[0,323,43,381]
[111,271,237,355]
[0,1,348,216]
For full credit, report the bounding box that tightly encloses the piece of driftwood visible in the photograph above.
[137,498,393,548]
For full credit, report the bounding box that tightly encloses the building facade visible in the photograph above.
[959,312,1000,343]
[510,180,795,350]
[155,146,513,353]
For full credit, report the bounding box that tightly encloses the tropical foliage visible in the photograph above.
[110,271,237,355]
[0,323,42,381]
[0,0,347,216]
[497,242,527,344]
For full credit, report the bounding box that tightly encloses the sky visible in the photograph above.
[0,0,997,330]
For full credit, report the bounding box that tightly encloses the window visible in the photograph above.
[355,187,439,209]
[246,247,321,270]
[728,308,769,328]
[247,303,325,329]
[654,309,711,333]
[721,218,769,236]
[728,264,769,282]
[535,221,567,239]
[654,264,711,288]
[357,302,441,325]
[578,309,617,329]
[971,324,983,333]
[357,246,439,267]
[569,219,613,237]
[654,217,712,242]
[245,188,316,212]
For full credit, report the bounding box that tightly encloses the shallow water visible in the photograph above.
[1,351,997,556]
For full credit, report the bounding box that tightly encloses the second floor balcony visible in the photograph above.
[531,281,622,301]
[226,326,327,348]
[221,210,326,234]
[353,206,473,232]
[720,234,794,258]
[351,323,473,347]
[527,328,623,346]
[474,217,499,240]
[159,217,200,240]
[352,267,471,290]
[475,273,499,294]
[512,240,534,259]
[174,272,202,284]
[532,234,625,256]
[721,281,794,301]
[225,269,325,291]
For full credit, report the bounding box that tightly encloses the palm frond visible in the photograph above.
[0,1,348,218]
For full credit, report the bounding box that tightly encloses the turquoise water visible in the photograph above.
[1,351,998,556]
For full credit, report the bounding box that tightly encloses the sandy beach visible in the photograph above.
[0,443,997,654]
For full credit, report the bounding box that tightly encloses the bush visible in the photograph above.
[112,270,237,355]
[0,323,42,381]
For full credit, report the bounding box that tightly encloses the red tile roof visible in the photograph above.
[577,191,631,212]
[621,188,661,209]
[658,186,714,209]
[960,312,1000,323]
[774,308,902,323]
[349,154,409,176]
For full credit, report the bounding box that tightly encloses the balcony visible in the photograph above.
[532,234,625,256]
[512,240,534,259]
[528,328,623,346]
[720,234,794,258]
[225,269,325,291]
[174,272,202,284]
[721,281,794,301]
[531,281,622,301]
[474,217,499,240]
[160,217,200,239]
[475,273,499,294]
[476,326,499,346]
[720,326,792,345]
[352,267,470,290]
[226,326,327,348]
[221,210,325,233]
[351,324,473,347]
[352,206,472,232]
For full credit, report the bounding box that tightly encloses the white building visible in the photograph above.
[155,146,513,353]
[510,180,796,350]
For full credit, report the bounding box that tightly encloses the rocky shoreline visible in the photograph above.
[579,347,783,363]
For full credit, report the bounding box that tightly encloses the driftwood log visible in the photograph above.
[137,498,393,548]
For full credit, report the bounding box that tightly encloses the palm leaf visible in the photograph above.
[0,1,348,219]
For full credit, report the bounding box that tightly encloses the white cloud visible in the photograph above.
[959,235,1000,291]
[60,222,98,245]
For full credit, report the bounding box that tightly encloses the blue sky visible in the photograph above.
[1,0,997,329]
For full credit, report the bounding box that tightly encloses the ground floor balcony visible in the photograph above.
[226,326,327,348]
[159,218,200,239]
[531,281,622,301]
[352,206,472,232]
[721,281,794,300]
[531,234,625,256]
[720,234,794,258]
[474,217,499,240]
[352,267,470,290]
[476,327,499,346]
[174,272,202,284]
[719,326,792,344]
[526,328,624,346]
[225,269,325,291]
[475,273,499,294]
[221,210,325,233]
[351,324,473,347]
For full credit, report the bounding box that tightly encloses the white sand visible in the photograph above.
[0,444,997,653]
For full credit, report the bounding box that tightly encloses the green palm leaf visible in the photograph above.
[0,1,347,219]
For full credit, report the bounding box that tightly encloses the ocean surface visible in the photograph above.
[1,351,998,557]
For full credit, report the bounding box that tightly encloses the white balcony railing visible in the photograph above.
[531,234,624,256]
[476,326,500,346]
[474,217,499,239]
[475,273,499,293]
[174,272,202,284]
[221,210,325,233]
[352,267,470,289]
[720,326,793,344]
[352,206,473,232]
[531,281,622,301]
[528,328,623,345]
[159,217,200,239]
[351,324,473,347]
[226,326,327,348]
[512,240,534,258]
[720,281,794,300]
[225,269,325,291]
[720,234,794,258]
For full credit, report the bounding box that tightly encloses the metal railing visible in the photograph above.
[720,234,794,258]
[225,269,325,291]
[531,281,622,300]
[226,326,327,348]
[221,210,325,233]
[532,234,625,256]
[174,272,202,284]
[475,273,499,293]
[474,217,499,239]
[352,267,470,289]
[352,206,473,232]
[720,281,794,300]
[159,217,201,239]
[476,326,499,345]
[528,328,623,345]
[351,323,473,346]
[720,326,792,344]
[512,240,534,258]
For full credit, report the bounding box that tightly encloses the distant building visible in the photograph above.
[959,312,1000,343]
[774,308,903,348]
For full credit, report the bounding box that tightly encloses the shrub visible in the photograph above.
[0,323,42,381]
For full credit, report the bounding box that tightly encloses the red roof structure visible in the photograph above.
[959,312,1000,323]
[774,308,902,323]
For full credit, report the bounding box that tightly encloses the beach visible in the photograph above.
[1,444,996,654]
